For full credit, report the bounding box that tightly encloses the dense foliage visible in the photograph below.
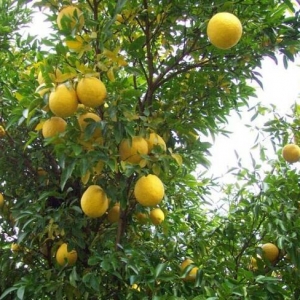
[1,0,300,299]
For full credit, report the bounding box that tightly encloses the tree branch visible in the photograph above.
[155,59,211,89]
[233,213,267,278]
[142,0,156,109]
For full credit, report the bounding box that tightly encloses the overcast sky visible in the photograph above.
[208,55,300,181]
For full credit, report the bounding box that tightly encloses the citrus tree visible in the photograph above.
[1,0,300,299]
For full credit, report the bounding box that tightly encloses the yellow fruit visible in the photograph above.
[149,208,165,225]
[77,103,87,111]
[77,112,102,139]
[282,144,300,163]
[42,117,67,138]
[11,243,21,252]
[55,243,78,266]
[119,136,148,164]
[76,77,107,108]
[77,112,101,129]
[185,267,198,281]
[0,125,6,137]
[146,132,166,153]
[249,257,259,271]
[134,174,164,207]
[107,204,120,223]
[57,6,84,31]
[0,193,4,208]
[207,12,242,49]
[262,243,279,262]
[116,14,124,24]
[135,212,148,224]
[131,283,140,291]
[49,84,78,118]
[81,185,108,218]
[180,259,198,281]
[37,167,47,177]
[180,258,194,271]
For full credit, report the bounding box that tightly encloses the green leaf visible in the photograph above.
[255,275,280,283]
[60,160,76,190]
[17,286,25,300]
[0,287,18,299]
[69,267,79,287]
[154,262,168,279]
[192,296,206,300]
[128,36,146,58]
[88,256,101,266]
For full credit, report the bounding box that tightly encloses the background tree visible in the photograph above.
[1,0,300,299]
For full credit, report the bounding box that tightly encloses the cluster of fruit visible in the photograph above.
[250,242,280,270]
[35,6,170,267]
[11,6,246,275]
[80,135,167,218]
[40,76,106,139]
